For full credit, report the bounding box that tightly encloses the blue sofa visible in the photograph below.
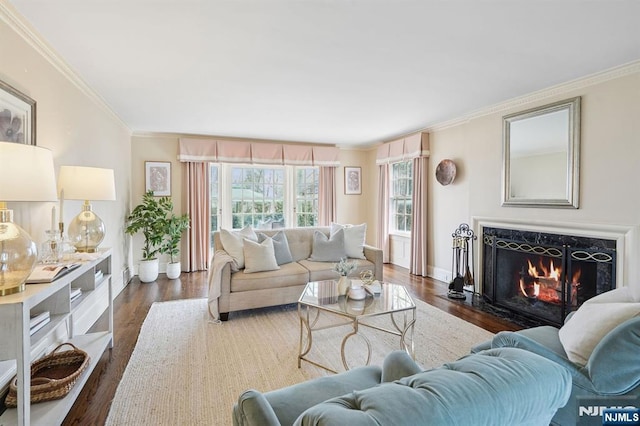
[471,287,640,426]
[233,348,571,426]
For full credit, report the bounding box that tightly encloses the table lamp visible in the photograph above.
[0,141,58,296]
[57,166,116,253]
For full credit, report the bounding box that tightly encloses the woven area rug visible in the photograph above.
[106,298,493,425]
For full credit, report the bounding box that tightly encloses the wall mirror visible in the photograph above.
[502,96,581,208]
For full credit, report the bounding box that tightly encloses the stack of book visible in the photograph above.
[29,311,50,336]
[70,287,82,303]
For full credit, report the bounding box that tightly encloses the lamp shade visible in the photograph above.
[0,141,57,201]
[57,166,116,201]
[0,142,57,295]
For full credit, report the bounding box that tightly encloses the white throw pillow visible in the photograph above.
[243,238,280,274]
[219,226,258,269]
[330,223,366,259]
[558,302,640,365]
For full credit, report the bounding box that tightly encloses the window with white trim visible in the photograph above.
[210,164,319,242]
[390,161,413,233]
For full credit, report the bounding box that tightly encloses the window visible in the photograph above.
[210,164,319,241]
[295,167,319,226]
[390,161,413,233]
[231,166,285,228]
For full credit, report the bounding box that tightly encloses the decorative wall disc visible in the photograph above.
[436,159,457,185]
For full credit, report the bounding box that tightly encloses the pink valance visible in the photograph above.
[217,141,252,164]
[312,146,340,167]
[251,143,284,165]
[375,132,430,164]
[403,132,430,159]
[179,137,339,166]
[283,145,314,166]
[178,138,217,162]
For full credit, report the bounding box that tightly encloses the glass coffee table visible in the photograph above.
[298,280,416,373]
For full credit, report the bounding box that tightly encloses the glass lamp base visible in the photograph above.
[0,209,37,296]
[67,203,105,253]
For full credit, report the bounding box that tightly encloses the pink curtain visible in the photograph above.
[318,167,336,225]
[377,164,390,263]
[183,162,210,271]
[410,156,428,276]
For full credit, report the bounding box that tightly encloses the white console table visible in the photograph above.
[0,249,113,425]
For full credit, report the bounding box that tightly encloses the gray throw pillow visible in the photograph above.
[308,229,346,262]
[258,231,294,265]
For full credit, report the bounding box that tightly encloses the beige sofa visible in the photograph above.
[212,227,383,321]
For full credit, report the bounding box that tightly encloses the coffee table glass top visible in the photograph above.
[299,280,415,317]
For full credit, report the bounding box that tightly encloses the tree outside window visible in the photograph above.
[296,167,318,227]
[390,161,413,233]
[231,167,285,228]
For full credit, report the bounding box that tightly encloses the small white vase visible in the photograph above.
[348,284,367,300]
[338,276,350,296]
[138,258,159,283]
[166,262,181,280]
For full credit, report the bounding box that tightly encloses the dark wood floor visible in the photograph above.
[62,264,520,425]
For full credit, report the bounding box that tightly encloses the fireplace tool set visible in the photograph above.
[448,223,477,299]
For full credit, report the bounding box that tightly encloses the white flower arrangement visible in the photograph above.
[333,257,357,277]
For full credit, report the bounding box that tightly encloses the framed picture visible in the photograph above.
[344,166,362,195]
[0,79,36,145]
[145,161,171,196]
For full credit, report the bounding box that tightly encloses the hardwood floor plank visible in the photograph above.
[62,265,519,425]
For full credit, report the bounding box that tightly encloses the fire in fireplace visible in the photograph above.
[482,227,616,326]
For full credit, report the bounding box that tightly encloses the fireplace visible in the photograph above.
[482,227,616,326]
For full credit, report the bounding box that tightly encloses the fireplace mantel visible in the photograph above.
[471,217,640,297]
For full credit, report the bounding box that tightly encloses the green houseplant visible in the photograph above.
[125,190,171,282]
[160,205,189,280]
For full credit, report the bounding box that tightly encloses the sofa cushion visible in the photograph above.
[299,258,376,282]
[243,238,280,274]
[231,262,310,292]
[258,231,293,265]
[558,302,640,365]
[295,348,571,426]
[220,226,258,269]
[308,229,346,262]
[330,223,366,259]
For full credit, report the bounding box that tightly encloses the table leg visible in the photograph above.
[298,304,313,368]
[340,319,371,370]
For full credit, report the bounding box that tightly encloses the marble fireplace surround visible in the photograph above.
[471,217,640,300]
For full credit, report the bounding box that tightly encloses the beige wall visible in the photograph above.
[1,17,132,291]
[426,70,640,286]
[130,135,182,269]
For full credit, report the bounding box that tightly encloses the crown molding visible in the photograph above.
[0,1,130,133]
[426,60,640,132]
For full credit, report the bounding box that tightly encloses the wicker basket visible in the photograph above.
[4,343,90,407]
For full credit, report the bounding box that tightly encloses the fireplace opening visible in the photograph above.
[483,227,615,326]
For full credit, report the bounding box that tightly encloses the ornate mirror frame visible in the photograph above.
[502,96,581,208]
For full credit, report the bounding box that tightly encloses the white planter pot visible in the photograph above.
[166,262,181,280]
[138,258,159,283]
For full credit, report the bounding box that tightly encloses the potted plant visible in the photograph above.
[125,190,168,283]
[160,207,189,280]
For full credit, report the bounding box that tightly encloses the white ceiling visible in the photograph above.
[6,0,640,146]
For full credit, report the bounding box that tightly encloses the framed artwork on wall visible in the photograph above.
[0,79,36,145]
[344,166,362,195]
[145,161,171,196]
